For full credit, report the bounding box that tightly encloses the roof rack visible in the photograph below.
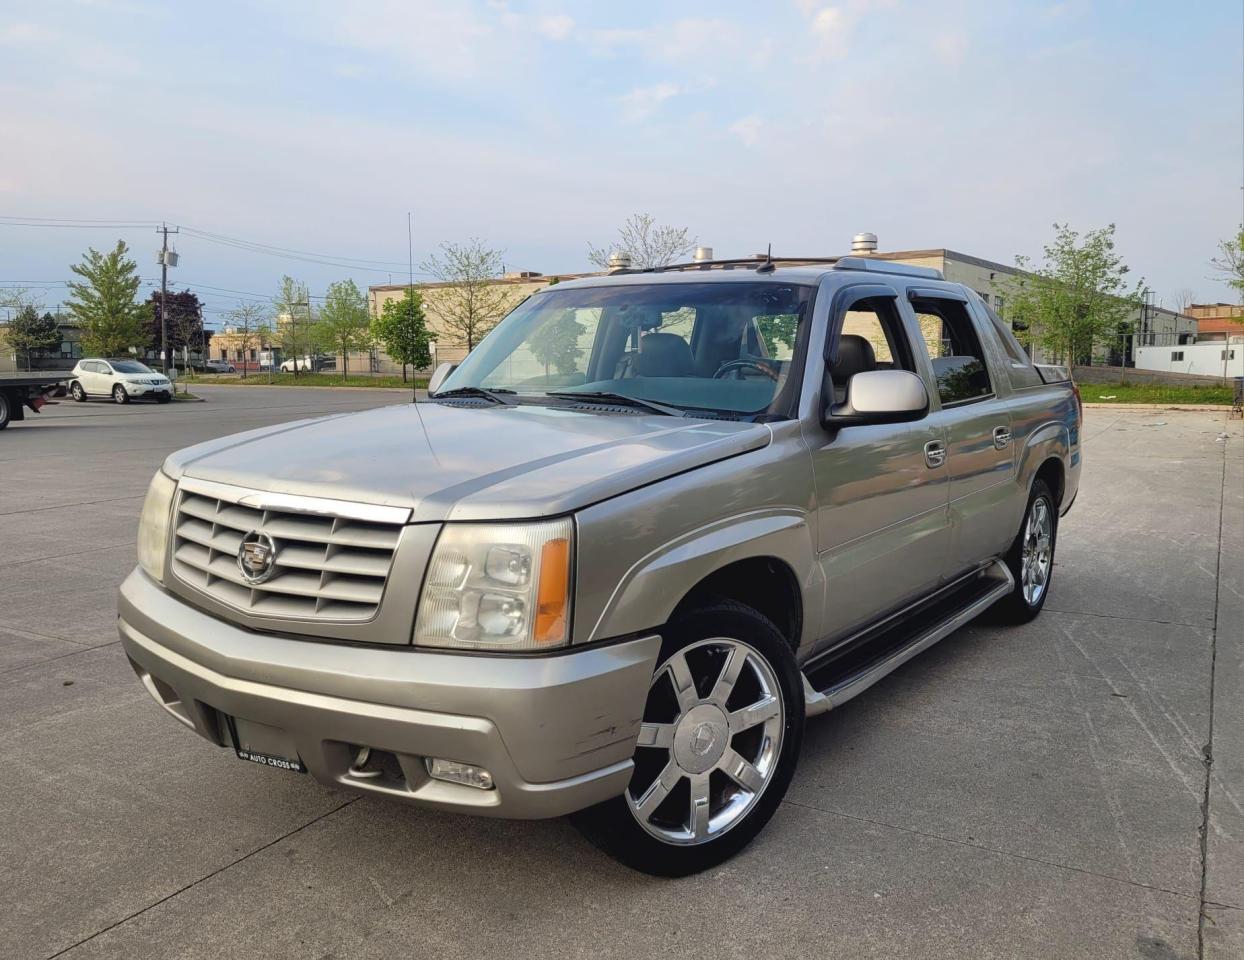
[626,254,943,280]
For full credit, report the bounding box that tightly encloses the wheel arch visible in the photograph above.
[582,509,820,654]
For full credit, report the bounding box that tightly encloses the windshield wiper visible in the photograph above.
[430,386,517,406]
[545,390,686,417]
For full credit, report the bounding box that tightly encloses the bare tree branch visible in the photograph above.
[587,213,697,269]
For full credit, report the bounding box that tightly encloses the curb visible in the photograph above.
[1082,402,1235,412]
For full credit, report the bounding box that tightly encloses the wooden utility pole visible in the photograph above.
[157,223,180,376]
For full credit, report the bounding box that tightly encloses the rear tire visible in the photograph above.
[112,384,129,405]
[572,600,803,876]
[0,391,11,429]
[993,479,1057,623]
[71,381,86,402]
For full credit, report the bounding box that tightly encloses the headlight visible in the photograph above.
[137,470,177,583]
[414,518,573,651]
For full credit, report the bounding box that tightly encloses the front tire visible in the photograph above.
[573,600,803,876]
[993,479,1057,623]
[112,384,129,405]
[70,381,86,402]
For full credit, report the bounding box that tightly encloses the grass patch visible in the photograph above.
[1078,382,1235,405]
[170,391,201,401]
[190,373,428,390]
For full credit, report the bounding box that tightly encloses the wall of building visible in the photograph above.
[1135,340,1243,379]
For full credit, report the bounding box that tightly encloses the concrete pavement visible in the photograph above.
[1,386,1240,959]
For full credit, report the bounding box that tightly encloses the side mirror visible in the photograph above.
[824,369,929,427]
[428,362,457,395]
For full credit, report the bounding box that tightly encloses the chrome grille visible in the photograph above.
[171,488,402,621]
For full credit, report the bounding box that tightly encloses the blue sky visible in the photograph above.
[0,0,1240,326]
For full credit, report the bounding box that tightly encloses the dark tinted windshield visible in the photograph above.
[441,281,814,418]
[110,360,153,374]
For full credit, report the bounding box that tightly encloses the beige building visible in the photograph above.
[1186,302,1244,342]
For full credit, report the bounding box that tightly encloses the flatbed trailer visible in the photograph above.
[0,371,72,431]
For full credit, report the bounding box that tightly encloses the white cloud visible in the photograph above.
[617,82,679,122]
[804,0,898,60]
[728,116,764,147]
[537,14,574,41]
[932,30,968,67]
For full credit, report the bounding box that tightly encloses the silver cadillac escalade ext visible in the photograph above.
[119,254,1081,875]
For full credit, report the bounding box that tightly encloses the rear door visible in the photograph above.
[907,288,1017,574]
[82,361,106,395]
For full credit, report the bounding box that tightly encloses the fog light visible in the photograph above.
[426,758,494,790]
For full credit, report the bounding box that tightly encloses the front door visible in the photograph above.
[908,290,1018,574]
[809,287,950,648]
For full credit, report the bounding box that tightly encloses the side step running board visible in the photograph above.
[803,559,1014,718]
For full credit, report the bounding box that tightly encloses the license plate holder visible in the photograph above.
[223,713,306,774]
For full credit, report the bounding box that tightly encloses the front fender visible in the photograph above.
[584,508,821,647]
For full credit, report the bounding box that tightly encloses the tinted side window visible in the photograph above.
[911,297,993,406]
[829,296,914,403]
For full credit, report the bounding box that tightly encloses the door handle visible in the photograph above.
[924,439,946,469]
[992,426,1012,449]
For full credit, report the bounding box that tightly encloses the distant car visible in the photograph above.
[69,359,172,404]
[200,360,236,374]
[279,356,334,373]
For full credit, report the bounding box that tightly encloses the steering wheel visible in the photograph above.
[713,358,780,381]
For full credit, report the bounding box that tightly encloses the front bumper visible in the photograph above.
[125,382,170,398]
[117,569,660,818]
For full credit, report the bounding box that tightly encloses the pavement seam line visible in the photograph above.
[0,639,121,677]
[43,796,361,960]
[1196,417,1228,960]
[0,494,144,518]
[782,797,1200,903]
[1044,607,1205,629]
[0,541,136,571]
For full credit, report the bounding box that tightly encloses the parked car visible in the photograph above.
[119,254,1081,875]
[279,355,334,373]
[71,359,171,404]
[199,359,236,374]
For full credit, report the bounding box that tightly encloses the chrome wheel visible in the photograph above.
[1020,496,1053,606]
[627,637,784,846]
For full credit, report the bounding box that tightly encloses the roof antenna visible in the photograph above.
[756,243,775,273]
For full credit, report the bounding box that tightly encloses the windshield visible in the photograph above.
[440,281,813,418]
[110,360,153,374]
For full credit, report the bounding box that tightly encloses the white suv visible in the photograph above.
[70,359,172,404]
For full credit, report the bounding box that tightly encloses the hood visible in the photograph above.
[165,401,770,522]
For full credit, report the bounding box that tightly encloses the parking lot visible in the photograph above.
[2,385,1240,959]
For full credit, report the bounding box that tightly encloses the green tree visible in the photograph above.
[1003,223,1144,367]
[420,239,514,351]
[527,309,586,381]
[372,288,431,396]
[273,275,312,376]
[754,314,798,355]
[1210,228,1244,295]
[4,304,60,370]
[316,279,371,381]
[224,302,271,380]
[65,241,149,357]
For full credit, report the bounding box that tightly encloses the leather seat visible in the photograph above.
[831,334,876,402]
[637,333,694,377]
